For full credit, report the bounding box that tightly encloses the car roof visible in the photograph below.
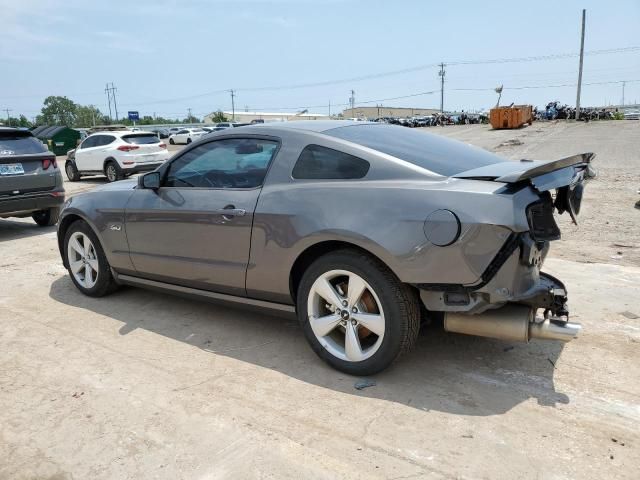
[0,126,31,134]
[251,120,371,133]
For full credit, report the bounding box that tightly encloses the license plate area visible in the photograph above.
[0,163,25,175]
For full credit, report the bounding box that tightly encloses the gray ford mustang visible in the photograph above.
[57,121,593,375]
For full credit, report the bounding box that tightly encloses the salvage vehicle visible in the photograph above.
[1,127,64,226]
[57,121,593,375]
[65,131,170,183]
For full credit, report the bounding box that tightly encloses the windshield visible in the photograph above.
[324,124,506,176]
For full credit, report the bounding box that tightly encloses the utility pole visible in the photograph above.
[438,63,446,113]
[105,83,112,122]
[575,9,586,120]
[3,108,11,126]
[349,90,355,116]
[111,83,118,122]
[90,104,96,126]
[187,108,192,123]
[622,81,626,106]
[229,90,236,120]
[328,100,331,118]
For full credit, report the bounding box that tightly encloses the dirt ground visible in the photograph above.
[1,121,639,479]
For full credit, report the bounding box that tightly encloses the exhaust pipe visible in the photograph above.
[444,304,581,343]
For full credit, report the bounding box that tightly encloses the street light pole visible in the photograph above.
[438,63,446,113]
[575,9,586,120]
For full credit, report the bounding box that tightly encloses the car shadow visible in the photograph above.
[0,219,57,242]
[49,275,569,416]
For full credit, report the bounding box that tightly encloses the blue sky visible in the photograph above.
[1,0,639,120]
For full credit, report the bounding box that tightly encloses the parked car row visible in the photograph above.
[370,113,489,128]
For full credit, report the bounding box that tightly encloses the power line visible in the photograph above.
[114,45,640,107]
[451,79,640,92]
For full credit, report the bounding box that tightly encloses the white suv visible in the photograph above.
[168,128,206,145]
[65,131,170,182]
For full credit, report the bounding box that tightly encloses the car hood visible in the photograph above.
[93,179,137,192]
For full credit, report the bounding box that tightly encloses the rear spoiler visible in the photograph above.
[496,153,595,183]
[453,152,596,185]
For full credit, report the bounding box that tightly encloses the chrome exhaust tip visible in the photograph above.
[529,318,582,342]
[444,305,582,343]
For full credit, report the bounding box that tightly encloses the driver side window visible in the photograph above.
[164,138,278,189]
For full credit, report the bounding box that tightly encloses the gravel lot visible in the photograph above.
[1,121,639,479]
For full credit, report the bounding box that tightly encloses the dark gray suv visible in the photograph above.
[0,127,65,226]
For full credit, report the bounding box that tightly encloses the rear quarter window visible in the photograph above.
[325,124,506,177]
[292,144,370,180]
[0,133,48,156]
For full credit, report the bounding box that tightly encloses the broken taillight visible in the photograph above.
[526,197,561,241]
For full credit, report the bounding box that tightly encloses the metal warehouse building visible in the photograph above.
[204,111,329,124]
[342,106,440,119]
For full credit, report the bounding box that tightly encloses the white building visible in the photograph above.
[204,111,330,124]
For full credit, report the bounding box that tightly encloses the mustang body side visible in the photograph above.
[57,122,593,374]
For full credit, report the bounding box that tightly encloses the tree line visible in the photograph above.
[2,96,216,128]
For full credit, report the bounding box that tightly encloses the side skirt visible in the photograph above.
[113,272,297,317]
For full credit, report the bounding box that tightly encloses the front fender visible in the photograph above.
[57,190,136,272]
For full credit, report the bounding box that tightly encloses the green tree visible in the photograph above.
[210,110,228,123]
[37,96,77,126]
[75,105,106,127]
[4,115,33,128]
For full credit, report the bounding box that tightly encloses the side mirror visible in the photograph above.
[139,171,161,189]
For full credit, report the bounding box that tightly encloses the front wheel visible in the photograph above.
[65,161,81,181]
[297,249,420,375]
[169,138,175,145]
[186,138,192,144]
[64,220,118,297]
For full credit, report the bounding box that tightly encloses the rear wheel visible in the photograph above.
[65,162,81,181]
[64,220,118,297]
[169,138,175,145]
[186,138,192,144]
[297,249,420,375]
[105,161,123,182]
[32,207,60,227]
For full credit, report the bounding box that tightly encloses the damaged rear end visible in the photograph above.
[420,153,595,343]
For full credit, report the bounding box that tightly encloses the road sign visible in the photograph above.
[128,111,139,121]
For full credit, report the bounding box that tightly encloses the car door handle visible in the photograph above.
[213,205,246,219]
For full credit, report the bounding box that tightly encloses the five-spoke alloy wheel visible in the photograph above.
[67,231,99,289]
[307,270,386,362]
[63,220,118,297]
[297,249,420,375]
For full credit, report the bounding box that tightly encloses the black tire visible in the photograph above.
[186,138,192,144]
[104,161,123,182]
[169,138,175,145]
[63,220,118,297]
[32,207,60,227]
[65,161,81,181]
[296,249,420,375]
